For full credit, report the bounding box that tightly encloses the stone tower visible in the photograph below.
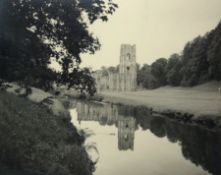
[119,44,137,91]
[92,44,137,92]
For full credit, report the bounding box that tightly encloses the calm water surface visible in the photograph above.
[70,101,221,175]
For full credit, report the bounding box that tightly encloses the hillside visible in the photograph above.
[0,91,94,175]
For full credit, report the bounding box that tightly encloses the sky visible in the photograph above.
[80,0,221,70]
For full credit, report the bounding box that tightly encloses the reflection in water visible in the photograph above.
[118,117,135,150]
[77,102,135,151]
[72,101,221,175]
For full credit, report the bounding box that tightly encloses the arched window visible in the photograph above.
[126,53,131,61]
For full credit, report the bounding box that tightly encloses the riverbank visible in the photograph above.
[0,90,94,175]
[101,82,221,128]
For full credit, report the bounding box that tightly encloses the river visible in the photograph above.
[70,101,221,175]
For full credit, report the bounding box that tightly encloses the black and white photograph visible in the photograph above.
[0,0,221,175]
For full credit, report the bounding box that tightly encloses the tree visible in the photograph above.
[0,0,118,95]
[137,64,158,89]
[180,35,210,86]
[151,58,168,86]
[207,21,221,81]
[166,54,182,86]
[139,21,221,89]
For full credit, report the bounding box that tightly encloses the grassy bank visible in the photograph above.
[101,82,221,125]
[0,91,94,175]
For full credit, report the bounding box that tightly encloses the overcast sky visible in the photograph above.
[80,0,221,70]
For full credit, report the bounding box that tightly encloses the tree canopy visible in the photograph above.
[0,0,117,95]
[138,21,221,89]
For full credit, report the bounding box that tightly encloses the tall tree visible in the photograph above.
[0,0,117,94]
[166,54,182,86]
[207,21,221,81]
[137,64,158,89]
[180,34,212,86]
[151,58,168,86]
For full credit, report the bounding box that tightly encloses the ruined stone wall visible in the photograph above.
[76,102,119,124]
[93,44,137,92]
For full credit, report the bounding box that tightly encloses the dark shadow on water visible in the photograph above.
[76,101,221,175]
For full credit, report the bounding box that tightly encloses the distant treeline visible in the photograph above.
[137,21,221,89]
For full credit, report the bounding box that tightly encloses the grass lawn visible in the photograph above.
[102,81,221,116]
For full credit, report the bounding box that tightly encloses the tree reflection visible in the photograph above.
[150,117,166,138]
[129,105,221,175]
[76,101,221,175]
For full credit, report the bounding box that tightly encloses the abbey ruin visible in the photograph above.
[93,44,137,92]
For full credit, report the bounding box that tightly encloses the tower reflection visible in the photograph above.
[76,102,135,151]
[75,101,221,175]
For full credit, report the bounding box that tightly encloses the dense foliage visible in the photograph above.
[0,0,117,95]
[0,91,94,175]
[138,21,221,89]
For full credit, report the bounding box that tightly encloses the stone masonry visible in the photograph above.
[93,44,137,92]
